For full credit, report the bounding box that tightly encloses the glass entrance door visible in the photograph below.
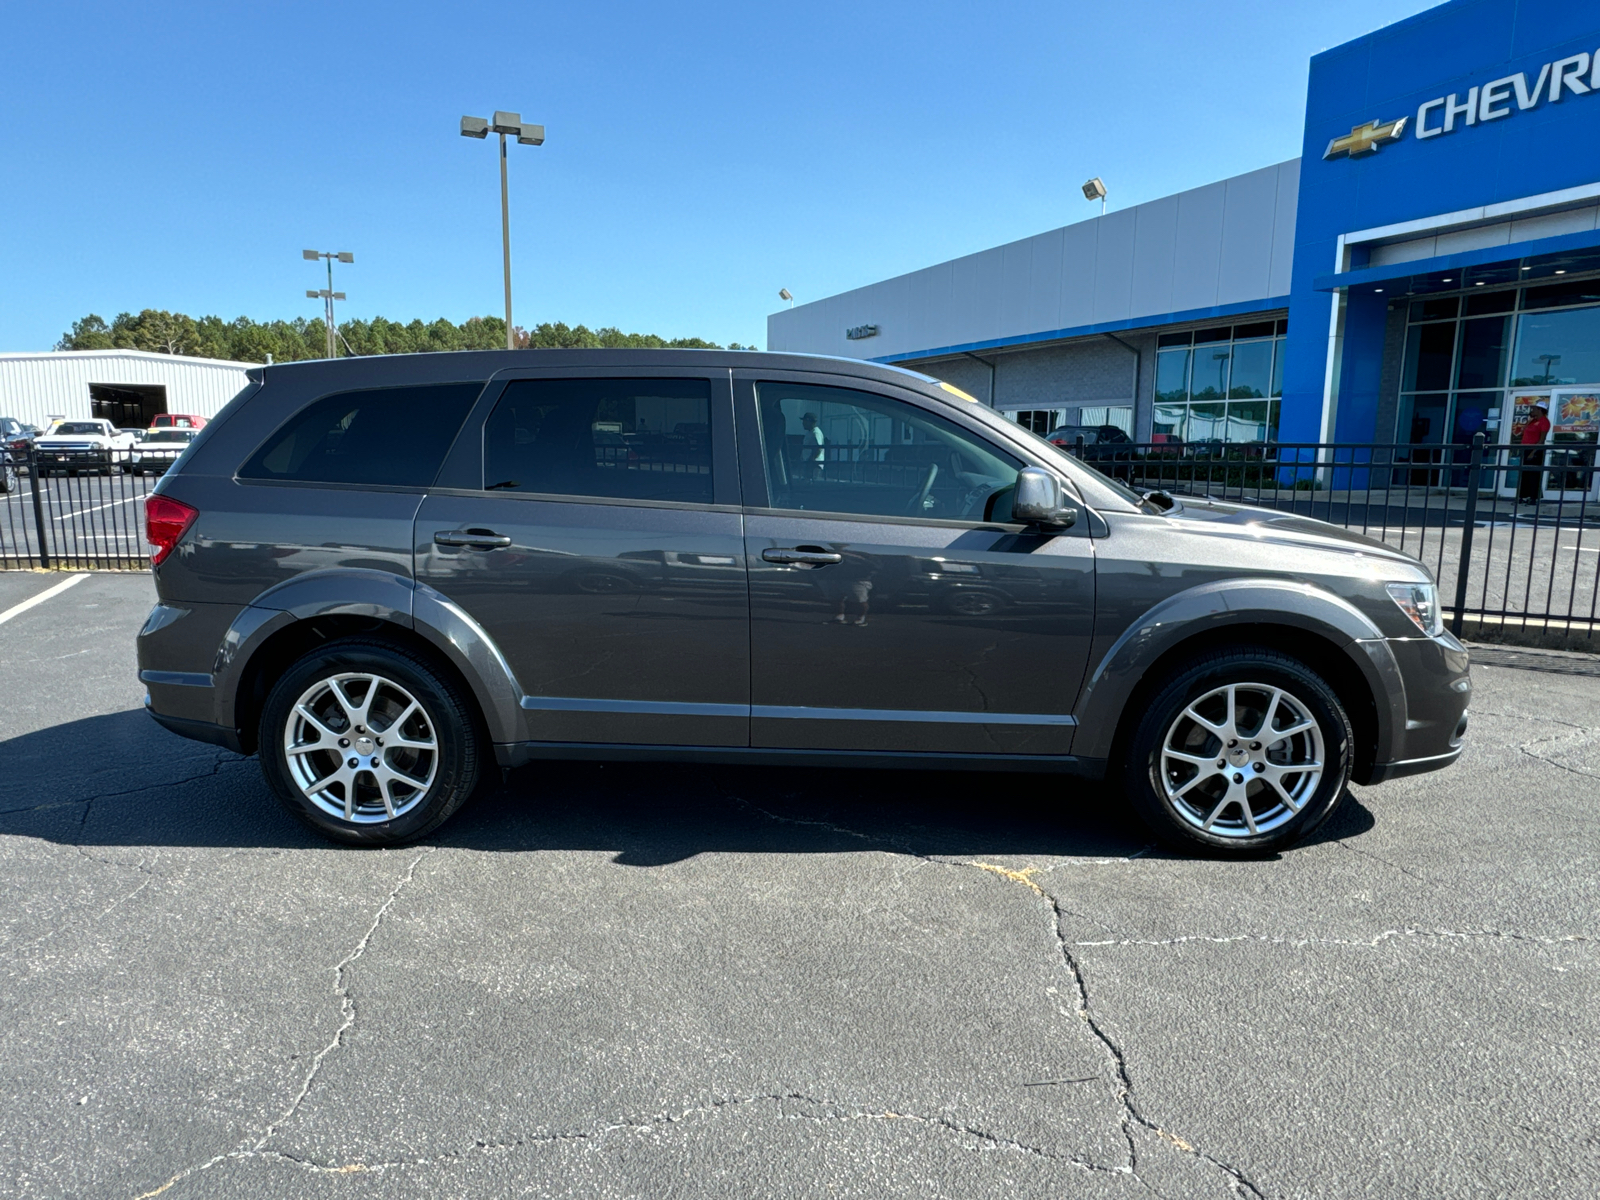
[1546,389,1600,502]
[1499,391,1551,499]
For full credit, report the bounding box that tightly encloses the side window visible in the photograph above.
[240,383,482,486]
[483,378,714,504]
[754,381,1021,521]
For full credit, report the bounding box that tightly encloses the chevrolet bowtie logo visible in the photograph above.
[1324,117,1408,160]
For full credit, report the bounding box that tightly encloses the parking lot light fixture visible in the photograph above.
[303,250,355,358]
[462,108,546,350]
[1082,177,1107,215]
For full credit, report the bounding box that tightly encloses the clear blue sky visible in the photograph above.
[0,0,1443,354]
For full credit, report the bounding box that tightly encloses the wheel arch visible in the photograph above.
[214,570,523,753]
[1074,580,1401,780]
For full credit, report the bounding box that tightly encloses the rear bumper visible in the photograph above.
[143,699,244,753]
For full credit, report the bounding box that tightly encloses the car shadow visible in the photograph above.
[0,708,1374,864]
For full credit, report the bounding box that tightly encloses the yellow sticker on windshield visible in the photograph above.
[938,381,979,402]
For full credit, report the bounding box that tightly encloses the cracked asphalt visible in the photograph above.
[1,571,1596,1199]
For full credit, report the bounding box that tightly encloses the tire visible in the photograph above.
[1122,646,1352,856]
[259,638,487,846]
[0,463,14,493]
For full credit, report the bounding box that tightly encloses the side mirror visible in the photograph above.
[1012,467,1079,529]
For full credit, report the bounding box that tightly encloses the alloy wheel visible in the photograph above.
[283,672,439,824]
[1158,682,1325,838]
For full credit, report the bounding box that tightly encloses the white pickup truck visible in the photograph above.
[33,419,138,473]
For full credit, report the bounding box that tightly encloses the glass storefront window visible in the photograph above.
[1078,406,1134,437]
[1187,402,1227,441]
[1152,402,1186,442]
[1450,391,1499,443]
[1150,326,1286,442]
[1402,322,1457,391]
[1395,276,1600,449]
[1397,393,1450,444]
[1225,400,1271,441]
[1512,307,1600,385]
[1154,347,1190,404]
[1455,316,1510,389]
[1191,346,1230,402]
[1228,340,1274,398]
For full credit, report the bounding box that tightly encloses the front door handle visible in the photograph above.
[762,546,843,566]
[434,529,512,550]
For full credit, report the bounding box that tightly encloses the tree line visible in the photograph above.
[56,310,756,362]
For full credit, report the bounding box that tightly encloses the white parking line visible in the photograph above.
[53,494,144,520]
[0,573,89,627]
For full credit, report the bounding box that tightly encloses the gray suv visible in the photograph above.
[138,351,1469,855]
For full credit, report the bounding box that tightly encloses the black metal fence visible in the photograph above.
[1067,434,1600,643]
[3,436,1598,643]
[1,447,158,571]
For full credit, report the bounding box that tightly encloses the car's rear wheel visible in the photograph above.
[0,462,15,493]
[1123,647,1351,855]
[259,639,486,846]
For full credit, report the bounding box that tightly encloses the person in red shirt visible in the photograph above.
[1518,398,1552,504]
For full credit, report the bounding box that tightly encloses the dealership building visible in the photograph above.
[768,0,1600,467]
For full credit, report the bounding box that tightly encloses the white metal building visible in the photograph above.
[0,350,253,430]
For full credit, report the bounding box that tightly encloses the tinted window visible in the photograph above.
[240,384,481,486]
[483,378,713,503]
[754,382,1020,521]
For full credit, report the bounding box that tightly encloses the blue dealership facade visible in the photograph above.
[769,0,1600,478]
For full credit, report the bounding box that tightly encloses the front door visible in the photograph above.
[414,370,749,747]
[1546,388,1600,501]
[738,373,1096,756]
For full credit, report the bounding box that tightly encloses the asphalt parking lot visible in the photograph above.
[1,571,1596,1199]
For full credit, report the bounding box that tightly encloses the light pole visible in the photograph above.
[779,288,794,308]
[1538,353,1561,384]
[461,111,545,350]
[1082,177,1107,216]
[303,250,354,357]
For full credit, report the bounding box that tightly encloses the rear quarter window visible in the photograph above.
[239,383,482,487]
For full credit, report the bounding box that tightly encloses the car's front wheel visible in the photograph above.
[259,639,487,846]
[1123,647,1352,855]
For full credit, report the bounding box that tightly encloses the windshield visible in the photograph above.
[143,430,196,444]
[55,423,104,435]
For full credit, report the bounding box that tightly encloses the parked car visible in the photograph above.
[1,417,34,492]
[33,420,136,474]
[130,428,200,474]
[138,351,1469,854]
[1046,424,1136,480]
[150,413,208,430]
[1043,424,1131,450]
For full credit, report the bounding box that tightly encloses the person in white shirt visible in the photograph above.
[800,412,825,479]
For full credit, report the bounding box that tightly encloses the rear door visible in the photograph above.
[414,368,748,747]
[738,371,1096,756]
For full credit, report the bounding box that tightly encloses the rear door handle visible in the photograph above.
[434,529,512,550]
[762,547,843,566]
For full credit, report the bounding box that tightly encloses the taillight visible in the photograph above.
[146,495,198,566]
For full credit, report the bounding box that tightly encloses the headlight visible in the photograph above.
[1386,581,1442,636]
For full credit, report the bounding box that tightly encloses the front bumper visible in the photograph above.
[36,449,114,467]
[1352,631,1471,785]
